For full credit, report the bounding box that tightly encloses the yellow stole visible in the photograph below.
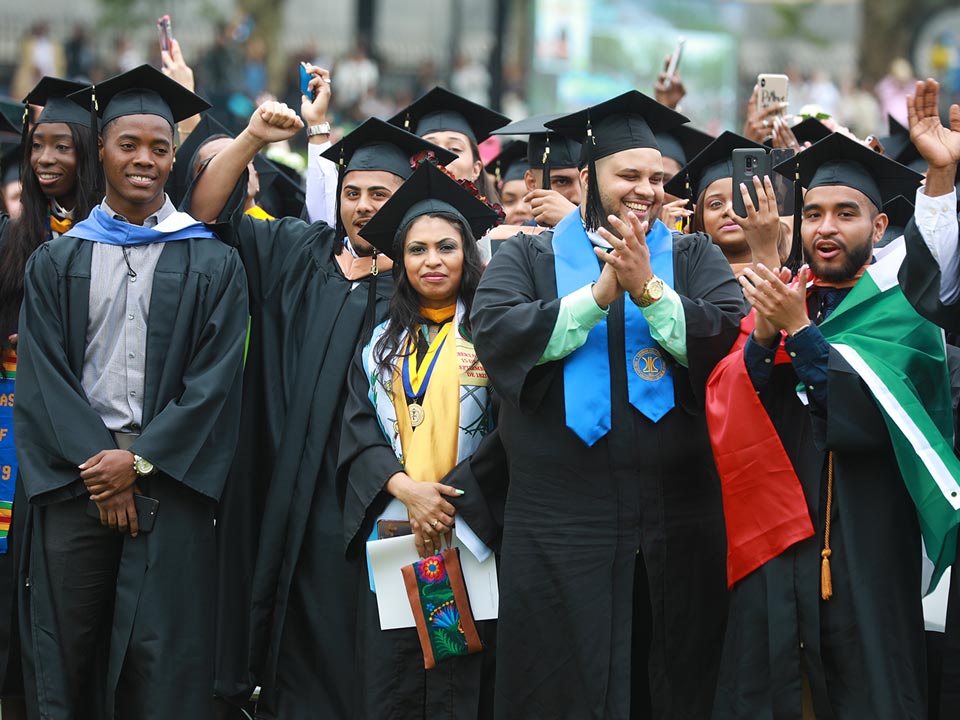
[49,215,74,236]
[245,205,275,221]
[393,322,460,484]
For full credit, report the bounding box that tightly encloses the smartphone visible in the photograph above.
[769,148,795,216]
[757,73,789,118]
[732,148,772,218]
[157,15,173,54]
[299,63,314,99]
[86,494,160,533]
[662,37,685,90]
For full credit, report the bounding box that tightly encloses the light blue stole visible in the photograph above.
[68,206,217,245]
[552,209,675,446]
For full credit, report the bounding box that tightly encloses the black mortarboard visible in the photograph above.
[1,145,20,187]
[165,113,235,207]
[773,132,923,210]
[491,112,582,170]
[75,64,210,128]
[789,117,832,146]
[321,117,456,180]
[24,77,92,127]
[655,125,713,168]
[878,193,915,248]
[388,86,509,144]
[0,111,19,138]
[545,91,688,229]
[663,131,766,201]
[484,140,528,186]
[545,91,688,161]
[0,98,21,136]
[879,115,925,173]
[254,155,306,219]
[359,162,500,261]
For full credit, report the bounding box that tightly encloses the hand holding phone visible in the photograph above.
[299,63,314,99]
[757,73,789,119]
[157,15,173,54]
[662,37,685,91]
[732,148,772,218]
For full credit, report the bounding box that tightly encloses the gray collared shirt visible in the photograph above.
[80,196,176,433]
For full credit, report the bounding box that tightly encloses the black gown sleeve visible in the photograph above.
[129,248,248,502]
[899,216,960,334]
[471,233,562,411]
[337,350,405,559]
[674,233,746,406]
[13,245,115,503]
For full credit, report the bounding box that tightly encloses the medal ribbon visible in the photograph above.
[403,322,452,403]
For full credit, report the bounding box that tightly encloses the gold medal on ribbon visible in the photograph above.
[408,402,425,427]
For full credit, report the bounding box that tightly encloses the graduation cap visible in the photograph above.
[359,162,500,262]
[73,64,210,128]
[0,98,21,136]
[655,125,713,168]
[662,131,766,202]
[773,132,923,266]
[484,140,528,186]
[789,117,832,146]
[254,155,306,219]
[879,115,925,173]
[492,112,582,190]
[545,91,688,229]
[24,77,92,128]
[388,86,510,144]
[773,132,923,210]
[878,194,915,248]
[1,144,21,187]
[321,117,456,181]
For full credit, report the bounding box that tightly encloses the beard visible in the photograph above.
[805,234,873,284]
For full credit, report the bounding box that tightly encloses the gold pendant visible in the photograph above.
[408,403,425,427]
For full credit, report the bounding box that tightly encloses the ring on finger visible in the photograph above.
[431,519,439,529]
[762,119,770,128]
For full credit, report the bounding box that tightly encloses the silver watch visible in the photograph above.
[307,122,332,137]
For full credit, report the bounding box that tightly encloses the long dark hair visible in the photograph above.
[0,122,100,349]
[374,212,483,378]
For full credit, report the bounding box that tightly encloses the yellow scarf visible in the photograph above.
[393,323,459,484]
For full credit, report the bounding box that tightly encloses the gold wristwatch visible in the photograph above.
[632,276,664,308]
[133,454,156,477]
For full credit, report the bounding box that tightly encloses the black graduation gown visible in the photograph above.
[899,216,960,335]
[899,216,960,719]
[336,348,508,720]
[712,338,929,719]
[12,235,247,719]
[470,230,744,720]
[0,221,26,701]
[218,212,393,719]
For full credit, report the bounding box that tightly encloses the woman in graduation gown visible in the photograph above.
[0,78,98,720]
[337,162,504,719]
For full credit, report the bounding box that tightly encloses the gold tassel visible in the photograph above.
[371,252,379,277]
[820,549,832,600]
[821,452,834,601]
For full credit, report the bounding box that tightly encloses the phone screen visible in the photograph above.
[769,148,795,216]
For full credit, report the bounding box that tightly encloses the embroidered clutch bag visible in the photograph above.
[401,547,483,669]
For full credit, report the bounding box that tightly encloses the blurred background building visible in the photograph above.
[2,0,959,144]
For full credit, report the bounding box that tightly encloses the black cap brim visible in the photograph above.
[1,144,21,186]
[491,112,582,169]
[75,64,210,127]
[388,86,510,144]
[359,162,500,261]
[484,140,528,184]
[663,131,766,201]
[773,132,923,209]
[321,117,457,180]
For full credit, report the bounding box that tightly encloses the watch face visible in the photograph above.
[648,278,664,299]
[135,457,154,475]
